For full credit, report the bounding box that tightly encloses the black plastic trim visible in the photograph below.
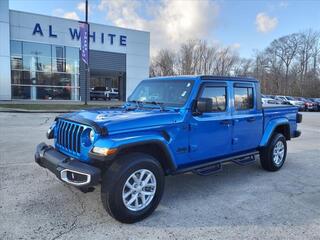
[173,151,260,175]
[200,75,258,82]
[297,113,303,123]
[56,113,108,136]
[35,142,101,187]
[292,130,301,138]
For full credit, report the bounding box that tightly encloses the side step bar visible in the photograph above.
[232,155,256,166]
[193,163,222,176]
[174,151,260,175]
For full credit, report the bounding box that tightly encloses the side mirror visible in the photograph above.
[196,98,213,113]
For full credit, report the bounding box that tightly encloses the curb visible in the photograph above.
[0,106,122,113]
[0,108,76,113]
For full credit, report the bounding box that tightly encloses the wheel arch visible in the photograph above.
[260,118,291,147]
[113,140,177,175]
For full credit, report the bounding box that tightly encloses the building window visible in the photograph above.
[234,87,254,110]
[10,40,80,100]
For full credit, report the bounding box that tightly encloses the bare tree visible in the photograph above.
[213,47,238,76]
[150,49,176,77]
[150,33,320,97]
[267,34,299,94]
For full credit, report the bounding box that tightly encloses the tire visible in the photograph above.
[101,152,165,223]
[260,133,287,171]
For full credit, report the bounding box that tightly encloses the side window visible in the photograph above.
[201,86,227,112]
[234,87,254,110]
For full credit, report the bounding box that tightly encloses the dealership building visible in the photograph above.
[0,0,150,101]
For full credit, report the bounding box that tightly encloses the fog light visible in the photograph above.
[92,147,117,156]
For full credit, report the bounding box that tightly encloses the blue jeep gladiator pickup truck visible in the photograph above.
[35,75,302,223]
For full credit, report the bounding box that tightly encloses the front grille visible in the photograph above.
[56,120,86,155]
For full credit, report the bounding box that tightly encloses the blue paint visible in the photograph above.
[32,23,127,46]
[120,35,127,46]
[49,25,57,38]
[101,32,104,44]
[108,33,116,45]
[51,75,300,172]
[69,28,81,40]
[89,31,96,42]
[32,23,43,36]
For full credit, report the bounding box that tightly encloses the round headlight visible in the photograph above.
[46,121,56,139]
[89,129,95,142]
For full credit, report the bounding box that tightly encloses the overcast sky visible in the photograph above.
[9,0,320,57]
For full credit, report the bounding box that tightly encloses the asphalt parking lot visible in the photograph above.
[0,112,319,240]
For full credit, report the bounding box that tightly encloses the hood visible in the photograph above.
[60,108,183,134]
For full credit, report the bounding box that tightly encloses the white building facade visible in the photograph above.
[0,0,150,101]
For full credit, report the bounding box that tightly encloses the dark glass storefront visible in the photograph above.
[10,40,80,100]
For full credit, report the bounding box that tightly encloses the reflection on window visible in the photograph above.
[10,41,22,56]
[201,87,227,112]
[11,56,23,69]
[23,42,51,57]
[10,40,80,100]
[234,87,254,110]
[11,70,31,85]
[128,80,194,107]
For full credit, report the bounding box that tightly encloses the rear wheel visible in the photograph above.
[101,153,165,223]
[260,133,287,171]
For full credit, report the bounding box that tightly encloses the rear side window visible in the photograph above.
[201,86,227,112]
[234,87,254,110]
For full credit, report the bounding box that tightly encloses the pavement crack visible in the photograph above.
[40,117,50,126]
[50,186,86,240]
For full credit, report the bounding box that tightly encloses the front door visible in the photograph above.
[188,83,233,165]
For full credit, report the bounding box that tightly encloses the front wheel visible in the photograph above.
[101,153,165,223]
[260,133,287,171]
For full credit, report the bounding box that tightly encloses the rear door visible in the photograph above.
[188,82,233,164]
[232,82,263,153]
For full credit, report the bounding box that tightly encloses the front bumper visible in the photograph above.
[292,130,301,138]
[35,143,101,187]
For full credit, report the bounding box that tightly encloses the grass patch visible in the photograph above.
[0,103,122,110]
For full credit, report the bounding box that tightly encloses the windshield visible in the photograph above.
[128,80,194,107]
[286,96,295,100]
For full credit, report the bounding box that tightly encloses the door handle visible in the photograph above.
[220,119,232,126]
[247,117,256,122]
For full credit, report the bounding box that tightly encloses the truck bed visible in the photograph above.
[262,104,298,138]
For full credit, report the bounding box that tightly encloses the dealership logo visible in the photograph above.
[32,23,127,46]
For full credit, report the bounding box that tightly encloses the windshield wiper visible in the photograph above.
[127,100,144,110]
[144,101,166,111]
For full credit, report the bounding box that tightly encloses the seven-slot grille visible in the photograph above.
[56,119,87,155]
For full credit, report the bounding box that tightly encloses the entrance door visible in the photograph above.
[188,83,233,165]
[90,70,123,100]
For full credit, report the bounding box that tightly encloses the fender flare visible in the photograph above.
[106,135,177,172]
[259,118,290,147]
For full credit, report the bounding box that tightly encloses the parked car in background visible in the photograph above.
[90,86,109,100]
[90,87,120,101]
[108,88,119,100]
[308,98,320,111]
[296,97,317,111]
[275,96,304,110]
[262,96,278,105]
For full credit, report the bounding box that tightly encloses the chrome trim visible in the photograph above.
[60,169,91,186]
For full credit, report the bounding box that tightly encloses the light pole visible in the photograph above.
[84,0,89,105]
[80,0,89,105]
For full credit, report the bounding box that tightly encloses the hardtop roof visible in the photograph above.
[148,75,258,82]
